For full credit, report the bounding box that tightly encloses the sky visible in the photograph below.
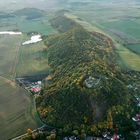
[0,0,63,12]
[0,0,139,12]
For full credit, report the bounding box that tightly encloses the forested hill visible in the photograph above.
[37,14,136,135]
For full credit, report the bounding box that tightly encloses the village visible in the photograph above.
[15,74,48,95]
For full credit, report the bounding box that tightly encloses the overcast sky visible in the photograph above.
[0,0,65,12]
[0,0,139,12]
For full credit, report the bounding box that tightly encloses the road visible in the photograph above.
[11,128,39,140]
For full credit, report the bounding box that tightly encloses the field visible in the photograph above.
[0,34,46,139]
[0,76,39,140]
[114,43,140,71]
[16,38,49,77]
[127,44,140,54]
[0,7,57,35]
[0,35,22,78]
[0,31,52,139]
[0,8,54,139]
[0,32,49,78]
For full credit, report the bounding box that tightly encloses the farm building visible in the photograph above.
[31,87,41,93]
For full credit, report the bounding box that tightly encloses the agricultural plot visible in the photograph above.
[17,19,56,35]
[0,11,52,138]
[115,43,140,71]
[0,8,57,35]
[0,77,39,140]
[0,34,44,140]
[16,39,49,77]
[127,44,140,54]
[0,34,22,78]
[0,8,56,78]
[101,20,140,41]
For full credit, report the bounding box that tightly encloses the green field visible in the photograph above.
[127,44,140,54]
[0,35,22,78]
[0,34,48,78]
[114,43,140,71]
[101,20,140,40]
[0,33,50,139]
[0,34,46,139]
[0,7,57,35]
[16,39,49,77]
[17,18,56,35]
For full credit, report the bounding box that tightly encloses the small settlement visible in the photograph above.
[16,78,42,94]
[15,74,48,96]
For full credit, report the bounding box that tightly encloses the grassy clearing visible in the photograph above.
[0,77,39,140]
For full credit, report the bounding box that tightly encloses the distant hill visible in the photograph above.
[13,8,44,20]
[38,13,137,136]
[0,12,15,19]
[50,14,78,33]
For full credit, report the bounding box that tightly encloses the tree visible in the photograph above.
[107,111,113,130]
[27,128,32,135]
[46,133,56,140]
[72,130,79,136]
